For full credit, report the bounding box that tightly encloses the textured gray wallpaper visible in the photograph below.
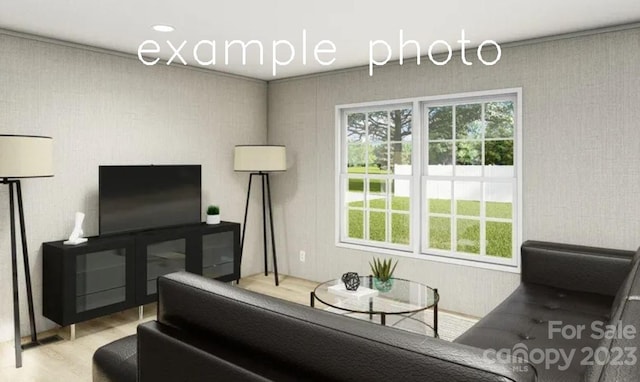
[267,27,640,317]
[1,25,638,342]
[0,33,267,342]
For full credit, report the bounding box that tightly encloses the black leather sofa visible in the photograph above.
[93,241,640,381]
[456,241,640,382]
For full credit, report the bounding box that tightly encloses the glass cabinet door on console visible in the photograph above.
[43,237,136,326]
[76,248,126,313]
[202,230,234,279]
[146,239,186,295]
[135,228,192,304]
[199,223,241,282]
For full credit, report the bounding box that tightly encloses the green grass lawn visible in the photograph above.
[347,197,512,257]
[348,209,410,245]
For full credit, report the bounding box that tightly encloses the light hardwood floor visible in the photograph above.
[0,273,476,381]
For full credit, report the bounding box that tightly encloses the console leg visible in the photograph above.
[138,306,144,320]
[70,324,75,341]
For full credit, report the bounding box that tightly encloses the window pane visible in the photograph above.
[428,106,452,140]
[347,144,367,172]
[390,142,411,173]
[391,213,410,245]
[368,111,388,143]
[455,141,482,176]
[368,143,388,174]
[369,211,386,242]
[347,113,366,143]
[347,178,364,207]
[485,140,513,167]
[427,181,451,214]
[367,179,387,210]
[456,219,480,254]
[455,181,481,217]
[390,179,410,211]
[429,216,451,250]
[390,109,412,142]
[455,104,483,140]
[486,221,512,258]
[348,209,363,239]
[485,183,513,219]
[455,141,482,165]
[428,142,453,176]
[343,107,413,249]
[485,101,514,139]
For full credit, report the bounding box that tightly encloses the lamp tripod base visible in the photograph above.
[21,335,65,350]
[4,178,59,368]
[238,172,280,286]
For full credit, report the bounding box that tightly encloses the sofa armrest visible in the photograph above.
[92,334,137,382]
[138,322,279,382]
[521,241,635,296]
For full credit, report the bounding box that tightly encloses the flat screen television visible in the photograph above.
[99,165,201,235]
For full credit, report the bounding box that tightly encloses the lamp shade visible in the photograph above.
[234,145,286,172]
[0,135,54,178]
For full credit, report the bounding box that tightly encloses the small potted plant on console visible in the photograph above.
[206,205,220,225]
[370,257,397,292]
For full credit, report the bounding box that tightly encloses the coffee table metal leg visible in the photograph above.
[368,276,373,320]
[310,291,315,308]
[434,288,438,334]
[381,313,386,326]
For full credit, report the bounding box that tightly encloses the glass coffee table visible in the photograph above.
[310,276,439,337]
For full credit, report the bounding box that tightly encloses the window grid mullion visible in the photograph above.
[364,112,370,241]
[452,105,457,178]
[480,182,486,257]
[451,180,457,253]
[480,103,486,257]
[451,105,457,252]
[386,110,391,243]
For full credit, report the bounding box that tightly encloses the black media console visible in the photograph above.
[43,221,240,327]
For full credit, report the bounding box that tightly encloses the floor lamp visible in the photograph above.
[0,135,54,368]
[234,145,286,286]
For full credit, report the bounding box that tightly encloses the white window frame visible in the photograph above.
[335,88,523,273]
[337,103,414,253]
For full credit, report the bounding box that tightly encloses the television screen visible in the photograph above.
[99,165,201,235]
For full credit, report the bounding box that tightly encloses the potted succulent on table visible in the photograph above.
[370,257,398,292]
[206,205,220,225]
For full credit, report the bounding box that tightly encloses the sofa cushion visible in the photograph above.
[521,241,634,297]
[455,283,614,382]
[92,334,137,382]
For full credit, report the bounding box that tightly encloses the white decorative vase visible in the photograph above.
[206,214,220,225]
